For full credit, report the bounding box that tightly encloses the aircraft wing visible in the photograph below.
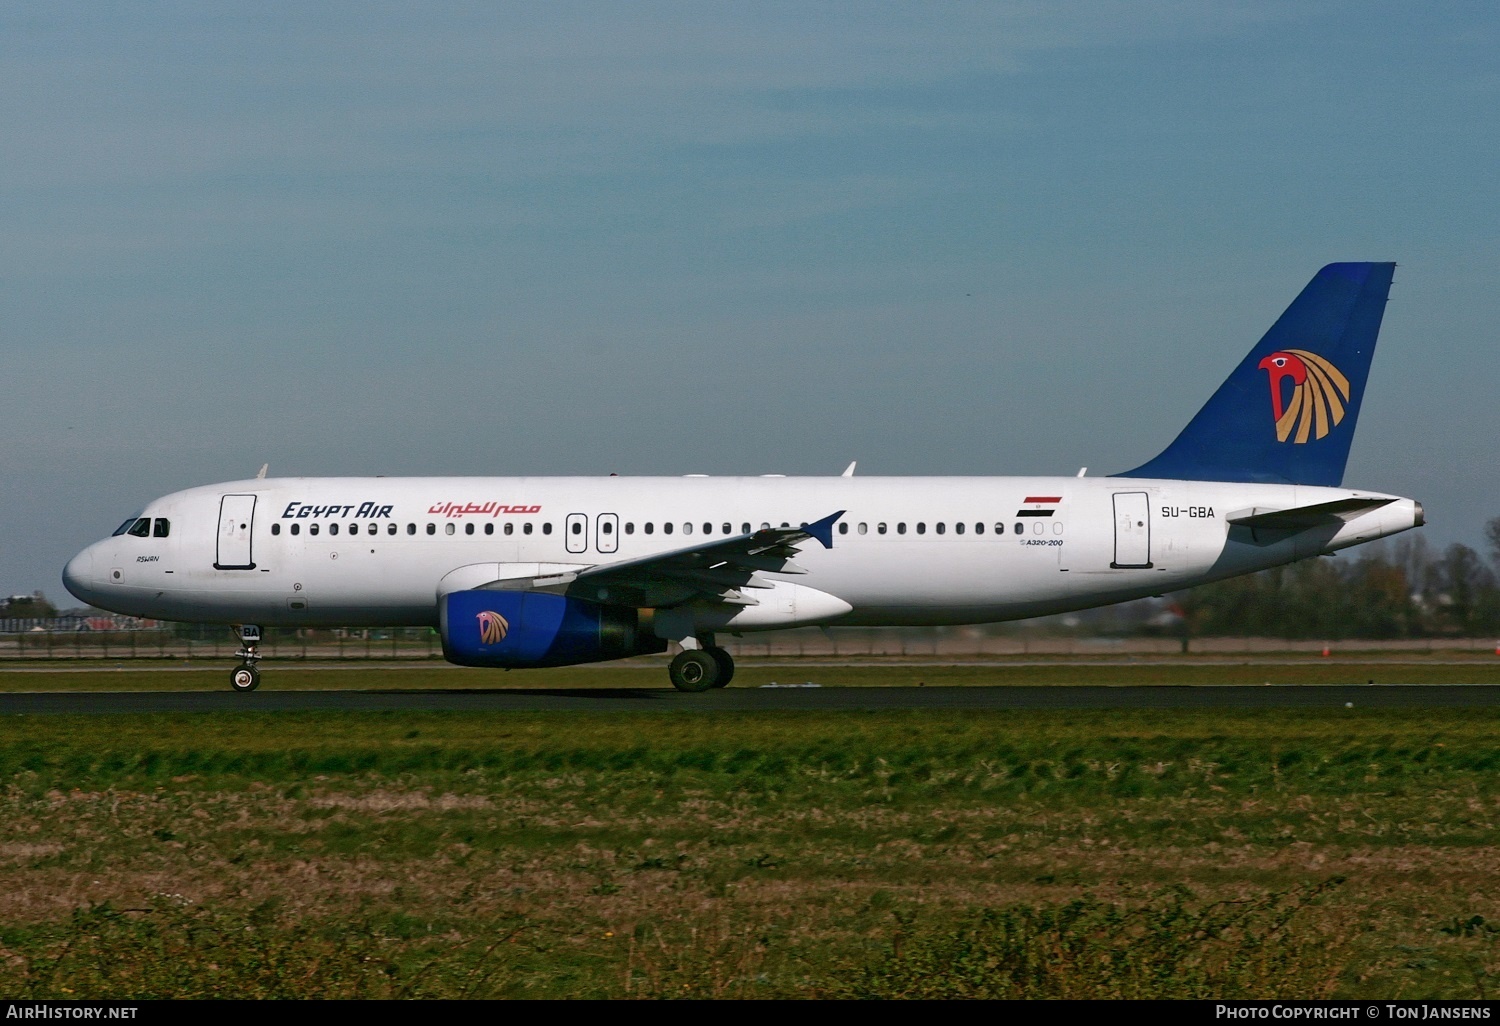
[487,510,846,608]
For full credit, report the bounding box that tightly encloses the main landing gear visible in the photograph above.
[667,639,734,693]
[230,624,262,692]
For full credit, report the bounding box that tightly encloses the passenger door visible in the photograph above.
[1110,491,1152,569]
[215,494,257,570]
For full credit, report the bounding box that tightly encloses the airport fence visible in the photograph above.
[4,622,1500,661]
[0,626,443,661]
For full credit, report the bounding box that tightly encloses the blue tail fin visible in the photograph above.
[1117,262,1395,486]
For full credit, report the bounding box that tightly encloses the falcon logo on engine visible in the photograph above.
[477,610,509,646]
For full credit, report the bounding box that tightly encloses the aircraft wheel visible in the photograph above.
[706,647,734,688]
[230,664,261,693]
[668,650,719,693]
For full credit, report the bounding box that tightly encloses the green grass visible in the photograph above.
[6,656,1500,691]
[1,707,1499,997]
[0,706,1495,790]
[826,881,1354,999]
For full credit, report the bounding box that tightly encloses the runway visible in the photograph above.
[3,684,1500,715]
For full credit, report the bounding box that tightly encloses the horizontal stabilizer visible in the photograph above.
[1226,497,1395,531]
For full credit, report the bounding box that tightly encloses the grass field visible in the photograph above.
[7,653,1500,691]
[1,661,1499,999]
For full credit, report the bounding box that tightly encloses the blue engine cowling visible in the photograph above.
[440,589,667,668]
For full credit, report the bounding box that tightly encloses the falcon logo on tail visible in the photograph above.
[1258,349,1351,444]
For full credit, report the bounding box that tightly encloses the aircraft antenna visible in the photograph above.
[841,461,857,477]
[256,463,269,480]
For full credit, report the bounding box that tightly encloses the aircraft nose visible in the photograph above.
[62,547,96,604]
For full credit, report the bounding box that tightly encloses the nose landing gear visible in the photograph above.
[230,624,262,692]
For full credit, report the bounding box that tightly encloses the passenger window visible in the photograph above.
[760,523,770,531]
[838,522,848,534]
[465,523,474,535]
[153,518,170,537]
[310,524,320,536]
[975,522,985,534]
[505,523,514,536]
[407,523,416,535]
[877,523,887,535]
[368,523,378,536]
[625,523,635,535]
[426,524,436,535]
[858,523,867,535]
[128,518,151,538]
[484,523,493,535]
[683,523,692,535]
[571,521,582,535]
[663,523,673,535]
[446,523,456,535]
[524,523,533,535]
[330,524,340,536]
[291,523,300,536]
[936,523,946,535]
[741,523,751,534]
[645,523,654,535]
[954,522,963,535]
[897,523,907,535]
[1013,523,1022,535]
[704,522,712,535]
[542,523,552,535]
[916,523,926,535]
[722,523,731,534]
[388,523,398,536]
[603,521,614,535]
[272,523,281,536]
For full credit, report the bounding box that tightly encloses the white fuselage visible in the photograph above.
[63,475,1422,631]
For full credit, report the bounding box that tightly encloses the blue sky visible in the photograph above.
[4,2,1497,600]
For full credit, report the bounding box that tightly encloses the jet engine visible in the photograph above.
[439,589,666,668]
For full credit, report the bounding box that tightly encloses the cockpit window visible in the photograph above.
[127,518,151,538]
[113,517,142,536]
[153,518,170,538]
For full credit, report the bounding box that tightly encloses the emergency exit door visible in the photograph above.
[1110,491,1152,569]
[596,513,619,554]
[215,494,257,570]
[565,513,589,554]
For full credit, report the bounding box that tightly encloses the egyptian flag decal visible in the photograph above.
[1016,496,1061,518]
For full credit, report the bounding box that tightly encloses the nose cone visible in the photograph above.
[62,547,96,605]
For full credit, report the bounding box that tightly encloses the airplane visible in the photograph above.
[62,262,1422,693]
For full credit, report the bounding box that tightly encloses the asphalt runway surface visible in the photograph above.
[2,684,1500,714]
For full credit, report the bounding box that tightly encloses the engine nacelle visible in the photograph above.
[440,589,667,668]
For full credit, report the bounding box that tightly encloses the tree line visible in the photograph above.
[1171,519,1500,640]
